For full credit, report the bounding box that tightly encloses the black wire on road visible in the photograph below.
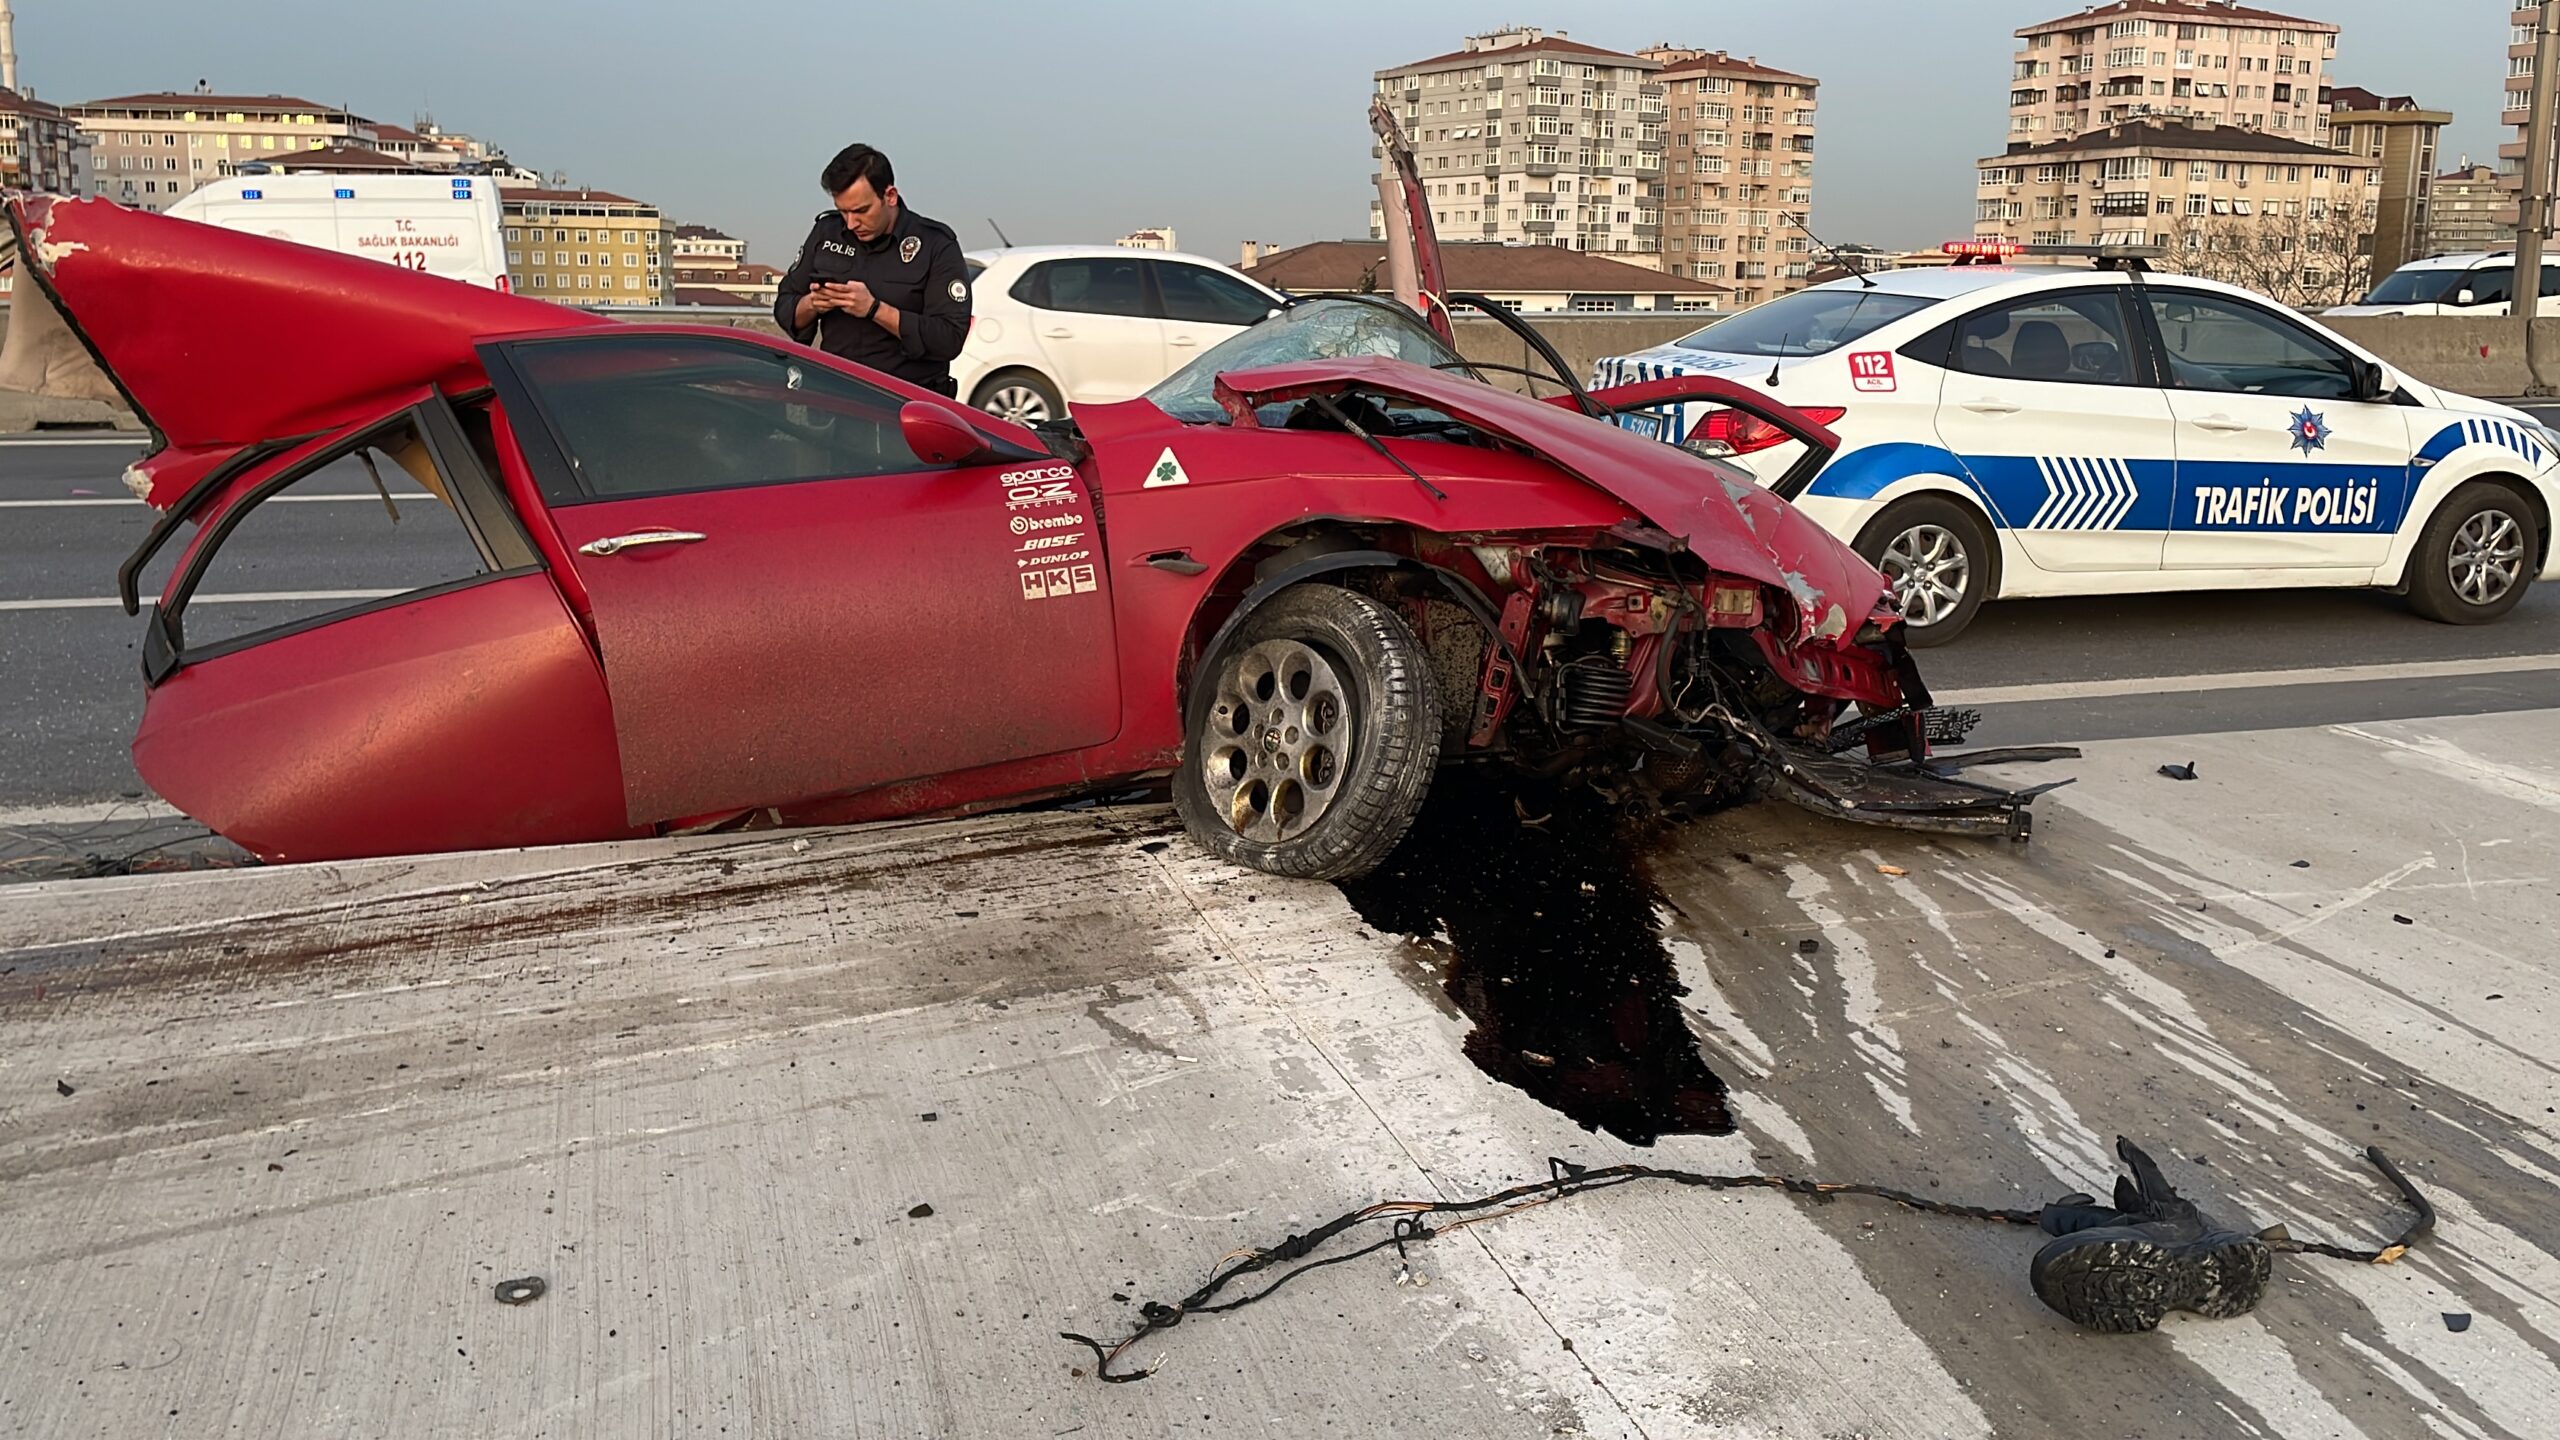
[1062,1146,2435,1383]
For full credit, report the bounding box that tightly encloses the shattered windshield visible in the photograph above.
[1144,297,1466,424]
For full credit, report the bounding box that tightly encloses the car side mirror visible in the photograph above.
[2455,288,2478,307]
[2351,358,2396,403]
[899,401,1002,466]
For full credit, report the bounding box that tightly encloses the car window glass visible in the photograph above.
[509,335,927,499]
[1952,291,2136,385]
[1032,257,1149,318]
[2145,292,2357,400]
[1153,262,1273,326]
[2465,266,2514,305]
[1670,288,1933,357]
[1143,297,1464,424]
[176,415,493,652]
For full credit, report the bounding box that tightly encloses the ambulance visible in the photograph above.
[167,172,510,292]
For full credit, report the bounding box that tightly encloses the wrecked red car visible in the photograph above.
[1,190,2061,878]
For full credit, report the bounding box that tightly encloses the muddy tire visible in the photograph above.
[2406,482,2536,625]
[1174,585,1442,881]
[1854,495,1992,648]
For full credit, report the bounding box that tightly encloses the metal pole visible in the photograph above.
[2516,0,2560,395]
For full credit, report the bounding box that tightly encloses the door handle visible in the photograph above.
[1169,335,1198,348]
[1959,398,2023,415]
[579,529,707,557]
[1043,328,1074,339]
[2191,415,2251,433]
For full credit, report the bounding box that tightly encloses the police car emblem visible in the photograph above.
[899,235,922,264]
[2289,406,2328,456]
[950,279,968,302]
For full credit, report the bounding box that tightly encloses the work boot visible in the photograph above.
[2029,1137,2272,1332]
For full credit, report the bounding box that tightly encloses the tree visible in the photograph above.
[2155,200,2375,309]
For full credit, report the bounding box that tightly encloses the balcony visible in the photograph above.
[1522,217,1557,232]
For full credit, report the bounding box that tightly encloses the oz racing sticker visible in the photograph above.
[1002,464,1079,510]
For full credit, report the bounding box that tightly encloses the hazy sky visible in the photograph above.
[20,1,2519,267]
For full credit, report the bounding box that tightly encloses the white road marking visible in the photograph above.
[0,798,182,826]
[0,434,147,447]
[0,493,433,508]
[1938,652,2560,706]
[0,589,404,612]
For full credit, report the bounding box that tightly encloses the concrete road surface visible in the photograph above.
[3,712,2554,1437]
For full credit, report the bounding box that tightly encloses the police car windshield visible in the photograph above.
[1673,289,1933,358]
[1144,297,1463,424]
[2360,265,2466,306]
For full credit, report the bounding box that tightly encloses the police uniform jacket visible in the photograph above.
[775,205,972,393]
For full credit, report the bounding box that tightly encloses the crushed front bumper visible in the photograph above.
[1769,742,2079,842]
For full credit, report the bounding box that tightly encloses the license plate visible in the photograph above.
[1616,410,1664,440]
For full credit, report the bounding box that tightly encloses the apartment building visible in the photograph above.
[0,84,82,194]
[2324,86,2449,276]
[1641,46,1818,306]
[2006,1,2338,146]
[669,223,749,272]
[70,90,375,211]
[501,189,666,306]
[2504,4,2545,232]
[2428,161,2508,255]
[1976,120,2380,303]
[1370,27,1667,267]
[1115,227,1176,251]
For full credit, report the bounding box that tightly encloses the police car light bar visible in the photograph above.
[1942,240,2165,271]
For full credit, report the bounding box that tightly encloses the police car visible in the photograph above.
[1595,242,2558,644]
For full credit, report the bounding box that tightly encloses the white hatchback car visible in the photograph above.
[1596,245,2560,644]
[954,246,1284,425]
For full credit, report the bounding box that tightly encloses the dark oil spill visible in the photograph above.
[1338,770,1735,1145]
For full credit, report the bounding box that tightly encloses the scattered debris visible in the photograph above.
[2393,915,2414,926]
[2290,860,2312,869]
[1797,938,1822,955]
[1875,863,1909,877]
[494,1277,546,1306]
[2444,1312,2472,1333]
[54,1079,75,1097]
[908,1203,936,1219]
[2157,763,2199,781]
[266,1162,283,1172]
[791,839,811,854]
[1138,840,1173,854]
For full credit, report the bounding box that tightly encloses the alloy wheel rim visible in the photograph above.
[1880,524,1971,628]
[1200,639,1352,844]
[2449,508,2525,606]
[985,385,1052,426]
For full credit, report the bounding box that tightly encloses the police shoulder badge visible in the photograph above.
[950,279,968,302]
[899,235,922,264]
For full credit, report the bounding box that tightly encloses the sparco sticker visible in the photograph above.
[1003,465,1078,509]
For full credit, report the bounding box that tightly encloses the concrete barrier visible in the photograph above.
[11,298,2548,436]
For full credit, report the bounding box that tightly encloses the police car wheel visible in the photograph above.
[1855,497,1991,648]
[2408,483,2536,625]
[973,370,1063,427]
[1172,585,1442,881]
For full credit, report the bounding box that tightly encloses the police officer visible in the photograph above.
[774,143,971,395]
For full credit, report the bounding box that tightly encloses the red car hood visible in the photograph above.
[2,194,602,508]
[1213,356,1890,642]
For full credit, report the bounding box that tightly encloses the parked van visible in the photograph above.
[166,173,510,292]
[2326,251,2560,318]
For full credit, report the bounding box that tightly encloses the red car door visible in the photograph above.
[481,330,1121,826]
[129,391,633,862]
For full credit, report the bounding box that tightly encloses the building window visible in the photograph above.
[576,253,590,267]
[624,274,640,291]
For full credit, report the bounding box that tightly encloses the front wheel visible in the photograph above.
[1173,585,1442,880]
[2407,482,2536,624]
[1855,496,1993,647]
